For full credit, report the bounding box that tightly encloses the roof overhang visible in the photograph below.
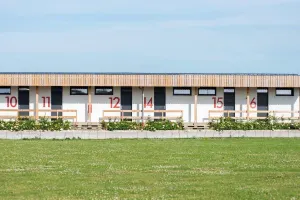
[0,73,299,87]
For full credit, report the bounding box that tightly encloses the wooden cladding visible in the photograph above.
[0,74,299,87]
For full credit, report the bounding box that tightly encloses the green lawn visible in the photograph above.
[0,138,300,200]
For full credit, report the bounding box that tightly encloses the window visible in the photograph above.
[173,87,192,96]
[224,88,235,93]
[70,86,88,95]
[257,88,268,93]
[19,86,29,91]
[276,88,294,96]
[198,87,216,96]
[95,87,113,95]
[0,87,11,95]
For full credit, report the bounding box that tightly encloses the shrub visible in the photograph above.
[106,121,141,131]
[209,116,300,131]
[144,119,184,131]
[0,118,72,132]
[102,119,184,131]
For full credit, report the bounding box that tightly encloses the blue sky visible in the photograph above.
[0,0,300,74]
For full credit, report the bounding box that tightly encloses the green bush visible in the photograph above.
[144,119,184,131]
[209,116,300,131]
[0,118,71,132]
[102,118,184,131]
[106,121,141,131]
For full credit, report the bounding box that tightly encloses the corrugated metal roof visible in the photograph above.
[0,72,298,76]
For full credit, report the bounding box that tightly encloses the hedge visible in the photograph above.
[101,119,184,131]
[3,116,298,132]
[209,116,300,131]
[0,118,71,131]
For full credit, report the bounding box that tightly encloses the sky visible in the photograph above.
[0,0,300,74]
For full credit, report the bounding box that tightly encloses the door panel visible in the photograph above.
[257,88,268,118]
[121,87,132,117]
[154,87,166,118]
[51,86,63,118]
[18,87,30,117]
[224,88,235,118]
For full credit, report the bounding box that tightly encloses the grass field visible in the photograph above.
[0,138,300,200]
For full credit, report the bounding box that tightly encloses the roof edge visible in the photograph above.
[0,72,298,76]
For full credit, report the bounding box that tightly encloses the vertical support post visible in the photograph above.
[88,86,92,122]
[194,87,198,124]
[141,87,145,126]
[35,86,39,120]
[246,87,250,120]
[76,110,78,123]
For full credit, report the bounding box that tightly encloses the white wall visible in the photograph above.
[166,87,194,123]
[235,88,257,118]
[132,87,141,119]
[38,86,52,118]
[1,86,299,123]
[29,86,36,117]
[92,87,154,122]
[269,88,299,118]
[64,86,300,122]
[0,86,18,119]
[0,86,38,119]
[132,87,154,120]
[63,87,88,122]
[91,87,121,122]
[197,88,224,122]
[248,88,258,118]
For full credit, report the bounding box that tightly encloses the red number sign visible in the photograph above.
[250,97,256,109]
[42,97,51,108]
[144,97,153,108]
[212,97,223,108]
[5,96,17,108]
[109,97,120,108]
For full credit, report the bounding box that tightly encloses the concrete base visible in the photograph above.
[1,130,300,139]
